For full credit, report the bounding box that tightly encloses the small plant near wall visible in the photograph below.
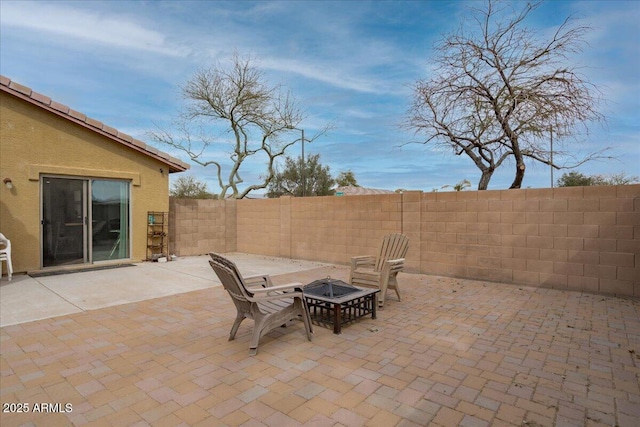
[441,179,472,192]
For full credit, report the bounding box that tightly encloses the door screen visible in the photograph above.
[42,178,86,267]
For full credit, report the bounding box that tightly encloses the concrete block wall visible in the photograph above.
[236,198,282,257]
[236,194,404,265]
[169,184,640,297]
[169,198,236,256]
[288,194,403,265]
[419,185,639,296]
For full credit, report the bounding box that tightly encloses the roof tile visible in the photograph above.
[68,109,87,121]
[9,81,32,96]
[50,101,70,114]
[102,125,119,137]
[117,132,133,143]
[131,138,147,149]
[169,155,183,166]
[30,91,51,105]
[85,117,104,129]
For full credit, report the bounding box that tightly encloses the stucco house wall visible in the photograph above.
[0,76,188,274]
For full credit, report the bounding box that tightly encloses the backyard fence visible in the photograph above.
[170,184,640,297]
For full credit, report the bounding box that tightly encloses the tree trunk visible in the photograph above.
[509,163,526,189]
[477,169,494,190]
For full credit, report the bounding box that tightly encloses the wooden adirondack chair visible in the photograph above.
[209,253,313,355]
[348,233,409,307]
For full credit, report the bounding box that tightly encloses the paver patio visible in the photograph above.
[1,256,639,426]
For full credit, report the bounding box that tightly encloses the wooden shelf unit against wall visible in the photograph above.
[147,211,168,261]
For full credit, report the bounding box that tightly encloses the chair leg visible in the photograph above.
[390,275,401,301]
[298,298,313,339]
[249,317,268,355]
[379,275,390,308]
[229,314,245,341]
[0,258,10,281]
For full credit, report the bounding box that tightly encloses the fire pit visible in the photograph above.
[304,278,379,334]
[304,279,361,298]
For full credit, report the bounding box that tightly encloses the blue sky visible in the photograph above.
[1,0,638,193]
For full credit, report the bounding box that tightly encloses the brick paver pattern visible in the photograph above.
[1,265,639,426]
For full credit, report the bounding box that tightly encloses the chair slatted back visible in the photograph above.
[374,233,409,272]
[209,253,253,312]
[0,233,9,251]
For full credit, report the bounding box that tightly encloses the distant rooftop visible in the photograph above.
[0,75,189,173]
[335,186,396,195]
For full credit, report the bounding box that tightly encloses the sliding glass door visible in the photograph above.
[42,177,130,267]
[42,178,87,267]
[91,180,129,261]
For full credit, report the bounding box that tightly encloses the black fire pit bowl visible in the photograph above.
[304,279,359,299]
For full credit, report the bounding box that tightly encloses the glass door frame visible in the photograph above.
[41,177,88,268]
[40,175,132,268]
[90,179,131,262]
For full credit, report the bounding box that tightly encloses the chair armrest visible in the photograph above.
[244,274,274,288]
[251,290,305,303]
[250,282,304,294]
[249,283,305,303]
[381,258,405,274]
[350,255,376,269]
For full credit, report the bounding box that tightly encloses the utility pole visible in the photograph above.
[550,125,554,188]
[289,127,306,197]
[301,128,305,197]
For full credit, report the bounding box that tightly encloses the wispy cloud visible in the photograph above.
[261,57,393,95]
[0,1,186,57]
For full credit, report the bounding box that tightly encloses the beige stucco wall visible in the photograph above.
[0,91,171,273]
[170,186,639,297]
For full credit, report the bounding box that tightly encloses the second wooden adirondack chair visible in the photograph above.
[348,233,409,307]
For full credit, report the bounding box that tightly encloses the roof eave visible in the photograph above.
[0,76,190,173]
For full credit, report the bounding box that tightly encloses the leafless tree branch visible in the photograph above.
[404,0,607,189]
[148,53,323,198]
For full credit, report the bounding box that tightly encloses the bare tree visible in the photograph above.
[406,1,606,190]
[149,54,321,198]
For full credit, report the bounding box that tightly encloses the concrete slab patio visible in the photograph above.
[1,254,639,426]
[0,254,330,327]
